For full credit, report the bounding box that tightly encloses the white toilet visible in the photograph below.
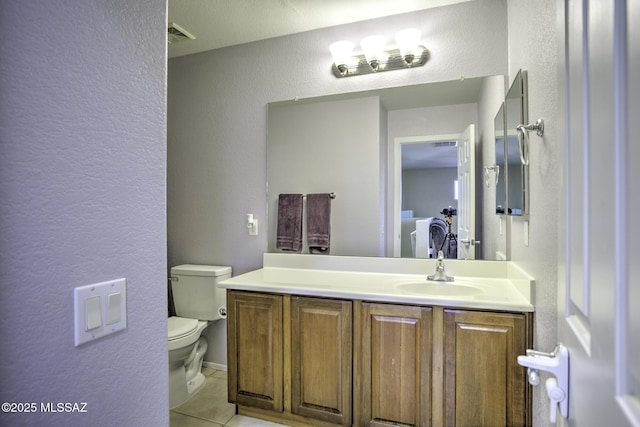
[168,264,231,409]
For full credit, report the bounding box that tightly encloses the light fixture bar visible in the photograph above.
[331,46,429,78]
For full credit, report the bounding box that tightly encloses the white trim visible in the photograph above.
[202,361,227,371]
[566,313,591,357]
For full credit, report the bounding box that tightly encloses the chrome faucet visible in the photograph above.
[427,251,454,282]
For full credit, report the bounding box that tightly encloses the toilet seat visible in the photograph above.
[168,316,198,341]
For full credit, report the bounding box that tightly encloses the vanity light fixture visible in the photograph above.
[330,28,429,78]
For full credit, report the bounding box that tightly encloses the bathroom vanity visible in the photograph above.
[219,254,534,427]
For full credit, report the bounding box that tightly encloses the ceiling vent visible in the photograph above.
[433,140,458,147]
[168,22,195,44]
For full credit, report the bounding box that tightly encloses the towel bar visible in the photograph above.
[302,192,336,199]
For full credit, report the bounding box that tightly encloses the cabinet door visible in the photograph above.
[444,309,529,427]
[360,303,433,426]
[227,291,283,412]
[290,297,352,425]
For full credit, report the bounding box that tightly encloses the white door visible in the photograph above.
[558,0,639,425]
[457,124,475,259]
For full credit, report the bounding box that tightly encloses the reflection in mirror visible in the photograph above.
[494,103,507,214]
[393,124,476,261]
[267,76,507,260]
[397,136,459,259]
[505,70,529,216]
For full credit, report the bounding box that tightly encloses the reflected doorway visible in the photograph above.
[391,125,476,259]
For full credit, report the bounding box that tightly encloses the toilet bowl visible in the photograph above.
[167,264,231,409]
[168,317,209,409]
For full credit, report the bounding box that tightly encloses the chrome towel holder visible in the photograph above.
[516,118,544,165]
[483,165,500,188]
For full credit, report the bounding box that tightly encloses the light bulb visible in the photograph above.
[329,40,354,75]
[395,28,422,64]
[360,35,386,71]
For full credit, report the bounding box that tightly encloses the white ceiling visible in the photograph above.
[167,0,471,58]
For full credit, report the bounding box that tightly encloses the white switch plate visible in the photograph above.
[249,219,259,235]
[74,278,127,347]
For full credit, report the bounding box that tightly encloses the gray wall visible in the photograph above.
[267,97,383,256]
[402,167,458,218]
[508,0,560,424]
[0,1,168,426]
[168,0,509,367]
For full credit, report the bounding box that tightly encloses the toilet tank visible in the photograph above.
[170,264,231,321]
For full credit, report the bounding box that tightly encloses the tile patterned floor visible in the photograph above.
[170,368,289,427]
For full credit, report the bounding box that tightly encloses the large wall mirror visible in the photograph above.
[504,70,529,216]
[267,75,506,260]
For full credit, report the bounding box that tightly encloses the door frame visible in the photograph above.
[391,133,460,257]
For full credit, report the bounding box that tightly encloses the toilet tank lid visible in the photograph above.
[171,264,232,277]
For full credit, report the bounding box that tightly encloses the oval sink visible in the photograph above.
[396,281,483,297]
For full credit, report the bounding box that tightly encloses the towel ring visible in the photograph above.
[483,165,500,188]
[516,118,544,166]
[516,119,544,166]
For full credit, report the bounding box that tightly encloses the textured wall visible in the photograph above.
[0,1,168,426]
[507,0,560,425]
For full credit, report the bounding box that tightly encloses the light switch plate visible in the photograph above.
[74,278,127,347]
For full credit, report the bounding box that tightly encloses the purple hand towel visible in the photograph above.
[276,194,303,252]
[306,193,331,254]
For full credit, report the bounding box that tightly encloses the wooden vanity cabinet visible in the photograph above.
[226,291,283,411]
[290,296,353,425]
[357,303,433,426]
[227,290,532,427]
[227,290,352,426]
[443,309,530,427]
[357,305,531,427]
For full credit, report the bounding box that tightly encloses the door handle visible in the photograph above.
[518,344,569,423]
[459,238,480,246]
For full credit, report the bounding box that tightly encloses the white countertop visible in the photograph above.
[219,254,535,312]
